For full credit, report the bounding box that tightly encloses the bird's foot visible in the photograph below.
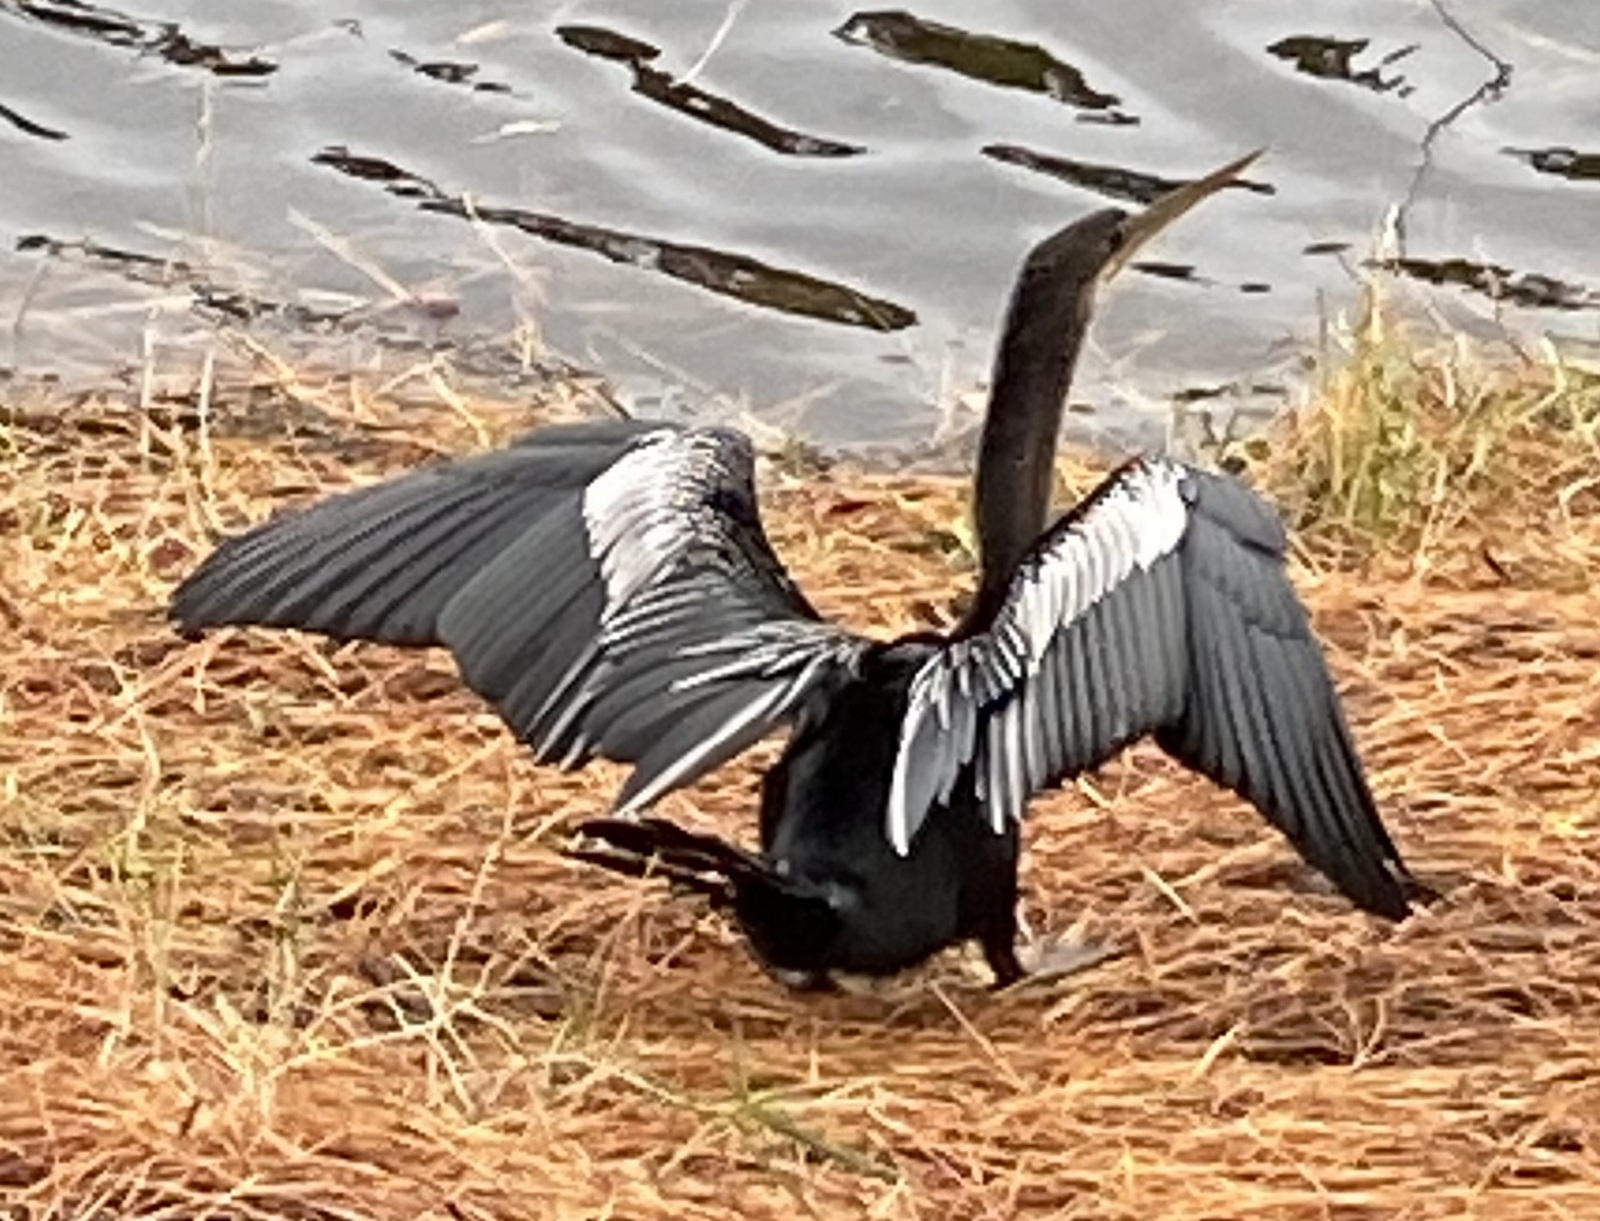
[762,964,839,993]
[748,948,837,992]
[1000,928,1119,989]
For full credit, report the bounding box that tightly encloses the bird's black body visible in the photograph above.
[569,641,1026,987]
[170,152,1420,992]
[758,645,1025,983]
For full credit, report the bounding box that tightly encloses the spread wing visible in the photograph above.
[171,420,867,812]
[887,458,1411,918]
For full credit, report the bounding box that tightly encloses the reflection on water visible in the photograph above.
[3,0,276,76]
[2,0,1599,448]
[1128,261,1207,287]
[0,97,65,140]
[554,24,661,64]
[558,24,867,158]
[1266,34,1417,96]
[834,9,1134,124]
[18,231,416,330]
[389,48,513,96]
[13,232,619,393]
[18,233,201,287]
[312,147,916,331]
[1505,146,1600,183]
[981,144,1275,207]
[1378,256,1598,312]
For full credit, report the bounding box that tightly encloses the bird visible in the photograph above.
[170,150,1418,991]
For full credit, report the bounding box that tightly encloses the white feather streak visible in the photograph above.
[884,459,1191,854]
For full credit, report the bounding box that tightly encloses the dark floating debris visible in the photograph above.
[555,24,662,65]
[16,233,190,282]
[556,22,864,157]
[1504,146,1600,183]
[1267,35,1414,97]
[390,49,513,95]
[1303,240,1353,256]
[1374,255,1599,312]
[1123,264,1271,296]
[16,232,458,327]
[1078,110,1140,129]
[1131,260,1203,284]
[14,228,392,348]
[2,0,277,76]
[15,232,354,327]
[1173,380,1289,405]
[311,146,916,331]
[834,10,1135,123]
[0,98,67,141]
[437,199,912,327]
[631,65,866,157]
[982,144,1274,205]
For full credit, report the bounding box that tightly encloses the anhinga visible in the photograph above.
[171,151,1417,990]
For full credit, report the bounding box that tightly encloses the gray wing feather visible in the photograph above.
[171,421,865,812]
[888,458,1410,918]
[1157,483,1406,914]
[888,460,1189,852]
[171,423,642,644]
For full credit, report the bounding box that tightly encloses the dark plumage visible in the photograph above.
[171,152,1419,990]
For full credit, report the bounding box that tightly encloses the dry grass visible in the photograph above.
[2,338,1599,1220]
[1237,294,1600,585]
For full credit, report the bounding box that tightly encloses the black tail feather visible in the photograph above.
[569,817,778,907]
[569,816,847,984]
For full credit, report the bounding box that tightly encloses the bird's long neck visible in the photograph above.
[968,261,1092,628]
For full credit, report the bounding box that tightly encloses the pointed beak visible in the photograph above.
[1099,149,1265,284]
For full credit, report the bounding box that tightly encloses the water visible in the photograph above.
[2,0,1597,449]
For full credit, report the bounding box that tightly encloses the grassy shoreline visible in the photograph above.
[2,328,1598,1218]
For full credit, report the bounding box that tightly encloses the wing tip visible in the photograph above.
[1366,884,1413,923]
[1347,854,1435,923]
[609,779,655,820]
[166,586,219,639]
[173,619,208,642]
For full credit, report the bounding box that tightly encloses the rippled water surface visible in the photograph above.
[3,0,1597,447]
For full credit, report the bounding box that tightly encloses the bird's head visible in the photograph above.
[992,149,1266,397]
[1015,207,1133,319]
[1018,149,1266,316]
